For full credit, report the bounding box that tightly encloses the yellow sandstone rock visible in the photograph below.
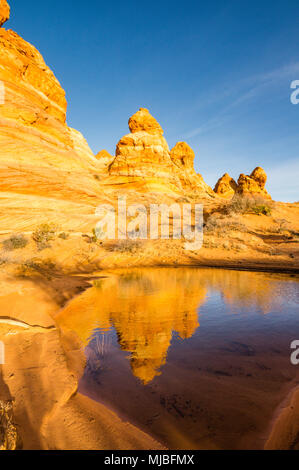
[0,5,104,208]
[170,141,214,194]
[237,167,270,198]
[214,173,238,198]
[0,0,9,28]
[95,149,115,170]
[128,107,163,135]
[110,109,214,196]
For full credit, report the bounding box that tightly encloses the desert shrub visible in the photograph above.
[270,219,288,234]
[32,223,57,250]
[226,195,272,216]
[2,233,28,251]
[58,232,69,240]
[251,205,272,216]
[82,229,99,244]
[18,258,57,278]
[204,214,246,234]
[111,239,141,253]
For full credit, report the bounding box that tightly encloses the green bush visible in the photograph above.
[251,205,272,216]
[2,234,28,251]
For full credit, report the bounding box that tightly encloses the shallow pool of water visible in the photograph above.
[57,268,299,449]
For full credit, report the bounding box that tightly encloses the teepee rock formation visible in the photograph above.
[214,173,238,198]
[237,167,270,198]
[110,108,213,196]
[109,108,182,190]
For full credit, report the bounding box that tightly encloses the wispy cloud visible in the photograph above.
[183,62,299,140]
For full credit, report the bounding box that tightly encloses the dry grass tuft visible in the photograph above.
[2,233,28,251]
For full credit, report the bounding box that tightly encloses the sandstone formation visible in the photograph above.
[0,2,105,208]
[237,167,270,198]
[95,149,115,170]
[109,108,183,191]
[170,141,214,193]
[110,108,213,196]
[128,107,163,135]
[214,173,238,198]
[0,401,19,450]
[0,0,9,27]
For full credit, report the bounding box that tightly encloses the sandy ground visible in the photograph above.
[0,198,298,450]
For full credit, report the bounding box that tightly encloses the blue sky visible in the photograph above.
[7,0,299,201]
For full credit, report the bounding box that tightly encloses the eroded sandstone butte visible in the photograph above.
[237,167,270,198]
[214,167,270,199]
[109,108,214,196]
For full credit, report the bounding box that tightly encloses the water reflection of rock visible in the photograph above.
[56,268,298,384]
[56,270,205,383]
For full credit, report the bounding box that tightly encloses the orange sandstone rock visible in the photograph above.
[95,150,115,169]
[128,107,163,135]
[110,110,214,196]
[110,109,183,190]
[0,0,10,27]
[170,141,195,169]
[170,142,214,194]
[0,6,106,205]
[250,166,267,189]
[237,167,270,198]
[214,173,237,198]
